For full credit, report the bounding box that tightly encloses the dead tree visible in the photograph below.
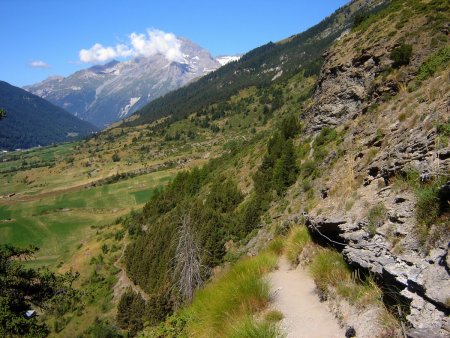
[173,214,203,305]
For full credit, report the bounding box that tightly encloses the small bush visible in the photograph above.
[112,153,120,162]
[416,46,450,82]
[415,184,440,225]
[353,12,368,28]
[436,122,450,137]
[390,44,412,68]
[367,203,387,236]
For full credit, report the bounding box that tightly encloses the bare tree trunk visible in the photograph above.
[173,213,203,305]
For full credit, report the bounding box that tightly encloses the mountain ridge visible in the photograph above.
[0,80,98,151]
[24,38,222,128]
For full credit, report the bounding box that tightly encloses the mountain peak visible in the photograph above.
[25,38,221,127]
[88,60,120,73]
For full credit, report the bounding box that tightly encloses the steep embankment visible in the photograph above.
[112,0,448,337]
[297,0,450,336]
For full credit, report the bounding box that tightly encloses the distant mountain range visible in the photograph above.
[125,0,388,127]
[0,81,97,151]
[25,39,237,128]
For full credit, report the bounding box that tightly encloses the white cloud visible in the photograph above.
[29,60,50,68]
[79,29,184,64]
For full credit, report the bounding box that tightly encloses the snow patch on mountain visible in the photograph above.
[119,97,141,118]
[25,37,221,127]
[216,55,241,66]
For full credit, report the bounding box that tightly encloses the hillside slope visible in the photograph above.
[126,0,388,127]
[121,0,449,337]
[296,0,450,335]
[0,81,98,150]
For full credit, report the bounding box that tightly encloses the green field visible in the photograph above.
[0,169,175,267]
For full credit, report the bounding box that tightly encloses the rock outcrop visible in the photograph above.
[301,3,450,336]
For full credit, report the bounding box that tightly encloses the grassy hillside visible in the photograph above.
[2,0,448,337]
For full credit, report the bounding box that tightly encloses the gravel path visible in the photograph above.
[269,256,344,338]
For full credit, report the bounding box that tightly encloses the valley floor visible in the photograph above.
[269,256,344,338]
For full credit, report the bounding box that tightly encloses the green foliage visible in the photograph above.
[352,12,369,28]
[390,44,413,68]
[272,139,298,194]
[142,312,189,338]
[83,318,122,338]
[367,203,387,237]
[314,127,337,148]
[393,171,448,246]
[309,249,351,296]
[0,245,80,337]
[117,290,146,335]
[112,153,120,162]
[264,310,284,323]
[416,46,450,82]
[185,252,277,337]
[436,122,450,137]
[0,107,6,120]
[0,81,97,151]
[285,226,312,264]
[229,317,281,338]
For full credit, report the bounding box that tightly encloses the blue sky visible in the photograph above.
[0,0,348,87]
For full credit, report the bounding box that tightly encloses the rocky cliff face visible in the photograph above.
[301,1,450,336]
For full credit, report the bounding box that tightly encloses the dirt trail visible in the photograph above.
[269,256,344,338]
[113,233,150,302]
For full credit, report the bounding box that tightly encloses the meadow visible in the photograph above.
[0,167,175,267]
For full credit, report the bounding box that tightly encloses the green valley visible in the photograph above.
[1,0,449,337]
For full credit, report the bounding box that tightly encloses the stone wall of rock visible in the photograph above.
[300,7,450,337]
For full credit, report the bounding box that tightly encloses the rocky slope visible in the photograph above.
[299,0,450,336]
[24,38,221,128]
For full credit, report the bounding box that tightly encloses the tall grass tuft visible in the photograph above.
[336,272,382,306]
[267,237,285,256]
[309,249,351,295]
[229,316,283,338]
[284,225,312,264]
[186,252,277,337]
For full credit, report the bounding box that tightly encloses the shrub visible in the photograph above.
[353,12,368,28]
[367,203,387,236]
[416,46,450,82]
[436,122,450,137]
[112,153,120,162]
[415,183,440,225]
[390,44,412,68]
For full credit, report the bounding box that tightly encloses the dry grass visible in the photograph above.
[284,225,312,265]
